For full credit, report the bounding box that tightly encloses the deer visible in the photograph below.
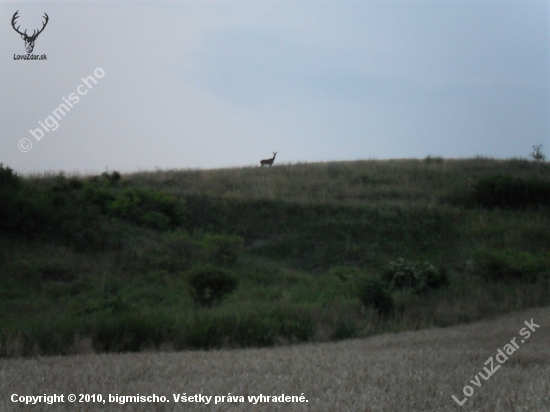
[12,11,49,54]
[260,152,277,167]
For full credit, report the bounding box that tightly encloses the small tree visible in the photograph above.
[530,144,546,162]
[187,265,238,308]
[357,276,394,319]
[382,258,449,294]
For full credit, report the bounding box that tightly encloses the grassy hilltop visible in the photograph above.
[1,157,549,357]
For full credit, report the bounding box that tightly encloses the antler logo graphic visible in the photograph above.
[11,10,49,54]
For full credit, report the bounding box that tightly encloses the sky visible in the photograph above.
[1,0,549,174]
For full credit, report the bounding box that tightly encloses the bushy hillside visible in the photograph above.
[1,158,549,357]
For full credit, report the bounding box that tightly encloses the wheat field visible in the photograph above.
[1,306,548,411]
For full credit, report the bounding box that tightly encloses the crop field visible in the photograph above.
[1,306,548,411]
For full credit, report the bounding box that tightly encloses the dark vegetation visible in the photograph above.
[471,174,550,209]
[1,157,549,357]
[357,276,395,319]
[187,265,238,308]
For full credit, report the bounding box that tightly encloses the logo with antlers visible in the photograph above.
[11,10,49,54]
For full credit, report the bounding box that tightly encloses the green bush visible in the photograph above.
[0,164,43,234]
[162,231,197,257]
[357,276,394,318]
[89,171,121,187]
[187,265,238,307]
[472,249,548,283]
[0,172,121,251]
[107,188,185,230]
[47,178,112,250]
[0,163,21,191]
[382,258,449,294]
[67,177,84,190]
[144,231,199,272]
[472,174,550,209]
[126,231,243,276]
[83,184,116,214]
[201,233,244,265]
[424,155,444,164]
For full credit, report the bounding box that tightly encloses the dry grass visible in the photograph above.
[1,307,548,411]
[121,158,550,207]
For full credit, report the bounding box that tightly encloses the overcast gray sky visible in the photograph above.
[1,1,549,174]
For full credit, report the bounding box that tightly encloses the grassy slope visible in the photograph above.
[1,158,549,357]
[1,306,548,411]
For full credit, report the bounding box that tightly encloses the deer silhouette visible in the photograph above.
[260,152,277,167]
[12,11,49,54]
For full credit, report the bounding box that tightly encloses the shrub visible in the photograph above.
[472,249,548,283]
[148,231,199,272]
[45,179,112,251]
[131,231,197,274]
[0,163,21,191]
[89,171,121,187]
[357,276,394,318]
[102,171,121,185]
[530,144,546,162]
[80,172,120,214]
[67,177,83,190]
[382,258,449,294]
[107,188,185,230]
[472,175,550,209]
[187,265,238,307]
[201,233,244,265]
[162,231,196,255]
[0,170,69,237]
[82,184,116,214]
[0,168,115,250]
[424,155,444,164]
